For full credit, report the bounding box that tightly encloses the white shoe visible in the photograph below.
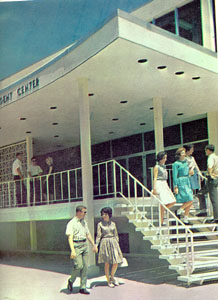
[177,208,185,215]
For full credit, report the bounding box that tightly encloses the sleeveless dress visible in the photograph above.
[172,160,193,203]
[155,164,175,205]
[96,221,123,264]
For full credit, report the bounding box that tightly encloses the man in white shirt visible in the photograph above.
[65,205,98,295]
[205,145,218,223]
[12,152,26,206]
[28,157,43,205]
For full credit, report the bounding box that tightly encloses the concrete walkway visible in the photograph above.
[1,253,218,300]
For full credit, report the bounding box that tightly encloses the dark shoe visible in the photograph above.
[79,288,90,295]
[196,212,207,217]
[67,279,73,292]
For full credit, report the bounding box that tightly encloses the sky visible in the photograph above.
[0,0,150,81]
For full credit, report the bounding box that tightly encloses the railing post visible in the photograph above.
[113,161,117,197]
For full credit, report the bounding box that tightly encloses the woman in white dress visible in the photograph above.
[153,151,176,226]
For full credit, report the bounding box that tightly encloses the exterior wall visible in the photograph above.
[0,217,150,255]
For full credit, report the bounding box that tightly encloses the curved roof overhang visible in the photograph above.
[0,10,218,155]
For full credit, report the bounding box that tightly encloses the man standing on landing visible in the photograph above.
[65,205,98,294]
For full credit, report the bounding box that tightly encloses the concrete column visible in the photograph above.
[78,78,95,266]
[26,136,33,206]
[207,111,218,151]
[153,97,164,154]
[30,221,37,251]
[201,0,216,51]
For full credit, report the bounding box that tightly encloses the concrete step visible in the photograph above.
[178,270,218,283]
[143,231,218,241]
[169,259,218,271]
[160,249,218,260]
[151,239,218,250]
[136,223,217,231]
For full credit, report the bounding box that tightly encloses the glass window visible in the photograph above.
[144,131,155,151]
[182,118,208,143]
[91,141,111,163]
[112,134,142,157]
[178,0,202,45]
[164,124,181,147]
[155,11,176,34]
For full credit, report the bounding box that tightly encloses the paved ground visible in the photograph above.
[0,253,218,300]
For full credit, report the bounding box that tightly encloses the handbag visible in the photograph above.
[119,257,128,268]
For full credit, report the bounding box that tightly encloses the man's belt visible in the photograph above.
[73,239,86,243]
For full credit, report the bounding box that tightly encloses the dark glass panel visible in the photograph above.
[178,0,202,45]
[182,118,208,143]
[164,124,181,147]
[155,11,176,34]
[91,141,111,163]
[112,134,142,157]
[144,131,155,151]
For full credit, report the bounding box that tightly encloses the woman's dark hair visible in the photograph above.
[156,151,166,162]
[175,147,186,160]
[183,144,194,152]
[101,207,112,218]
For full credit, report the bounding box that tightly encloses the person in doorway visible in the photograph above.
[43,156,55,202]
[28,157,43,205]
[172,148,193,225]
[152,151,176,226]
[12,152,26,206]
[96,207,123,288]
[65,205,98,295]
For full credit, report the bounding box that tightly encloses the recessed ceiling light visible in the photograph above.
[109,131,114,134]
[54,135,59,138]
[192,76,200,80]
[19,117,26,120]
[140,123,146,126]
[175,71,184,75]
[112,118,119,121]
[149,107,154,110]
[120,100,128,104]
[52,122,59,125]
[88,93,94,96]
[26,131,32,134]
[50,106,57,110]
[138,59,148,63]
[177,113,184,116]
[157,66,167,70]
[56,144,62,147]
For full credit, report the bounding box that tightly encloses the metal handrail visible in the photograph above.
[0,159,195,275]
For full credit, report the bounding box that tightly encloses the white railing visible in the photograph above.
[0,159,194,276]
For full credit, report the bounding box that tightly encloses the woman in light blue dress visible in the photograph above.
[172,148,193,224]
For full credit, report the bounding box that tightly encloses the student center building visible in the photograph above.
[0,0,218,284]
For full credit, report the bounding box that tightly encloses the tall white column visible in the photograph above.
[78,78,95,266]
[201,0,216,51]
[207,111,218,151]
[26,136,33,206]
[153,97,164,154]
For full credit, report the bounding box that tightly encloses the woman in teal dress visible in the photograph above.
[172,147,193,224]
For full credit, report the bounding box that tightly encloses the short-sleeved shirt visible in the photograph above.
[12,158,23,176]
[207,153,218,178]
[65,217,90,240]
[28,164,43,176]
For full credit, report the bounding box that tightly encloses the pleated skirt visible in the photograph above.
[156,180,176,205]
[98,237,123,264]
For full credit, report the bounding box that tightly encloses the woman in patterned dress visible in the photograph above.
[153,151,176,226]
[96,207,123,288]
[172,148,193,225]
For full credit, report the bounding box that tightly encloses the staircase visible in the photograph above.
[112,160,218,285]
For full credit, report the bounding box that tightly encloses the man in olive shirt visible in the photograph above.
[65,205,98,294]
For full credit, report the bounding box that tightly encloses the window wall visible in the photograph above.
[153,0,203,46]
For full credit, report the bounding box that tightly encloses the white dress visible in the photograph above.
[155,164,175,205]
